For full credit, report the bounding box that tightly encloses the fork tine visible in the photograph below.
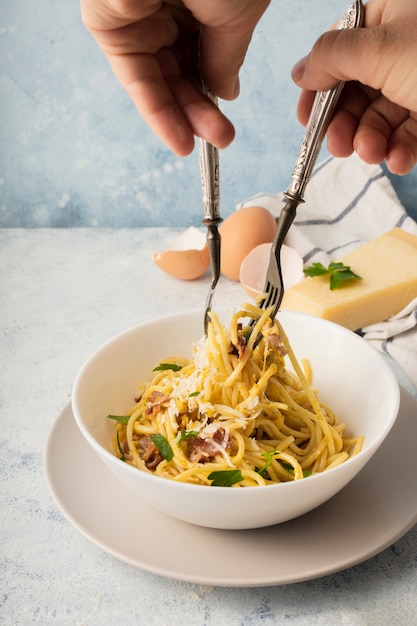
[262,285,277,311]
[250,199,298,347]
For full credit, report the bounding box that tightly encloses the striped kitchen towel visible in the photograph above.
[237,153,417,391]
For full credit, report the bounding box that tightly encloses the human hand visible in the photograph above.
[81,0,270,156]
[291,0,417,175]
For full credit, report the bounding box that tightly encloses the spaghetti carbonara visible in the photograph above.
[108,303,363,487]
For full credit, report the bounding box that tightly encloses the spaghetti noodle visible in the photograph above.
[108,303,364,486]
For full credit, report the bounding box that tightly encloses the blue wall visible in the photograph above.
[1,0,415,227]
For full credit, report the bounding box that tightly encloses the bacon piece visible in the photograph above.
[122,441,133,461]
[229,334,247,360]
[266,331,287,356]
[145,391,171,416]
[187,428,232,464]
[235,334,247,360]
[137,436,163,470]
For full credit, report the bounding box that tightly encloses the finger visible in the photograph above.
[158,46,235,149]
[326,82,383,160]
[352,95,408,165]
[168,74,236,148]
[386,142,416,176]
[107,49,194,155]
[325,110,356,158]
[291,29,375,91]
[296,89,314,126]
[296,82,369,158]
[292,23,417,113]
[385,116,417,175]
[109,50,234,156]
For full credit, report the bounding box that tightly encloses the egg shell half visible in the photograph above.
[239,242,304,299]
[152,226,210,280]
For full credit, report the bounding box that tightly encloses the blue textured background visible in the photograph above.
[1,0,416,227]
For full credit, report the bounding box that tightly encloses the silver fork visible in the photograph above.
[194,33,222,334]
[251,0,364,345]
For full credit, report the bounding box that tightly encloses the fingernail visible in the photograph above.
[291,56,307,81]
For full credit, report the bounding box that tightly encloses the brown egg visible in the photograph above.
[219,206,277,280]
[152,226,210,280]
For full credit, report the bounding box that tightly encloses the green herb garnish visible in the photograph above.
[256,451,312,479]
[279,460,312,478]
[208,469,243,487]
[188,391,200,397]
[116,431,125,462]
[177,430,199,447]
[303,261,362,290]
[280,460,295,474]
[107,414,131,425]
[152,363,182,372]
[150,433,174,462]
[256,449,280,478]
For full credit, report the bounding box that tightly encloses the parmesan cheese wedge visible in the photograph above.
[281,228,417,330]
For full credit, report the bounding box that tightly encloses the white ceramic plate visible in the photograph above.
[45,388,417,587]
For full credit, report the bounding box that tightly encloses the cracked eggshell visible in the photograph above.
[240,242,304,299]
[219,206,277,281]
[152,226,210,280]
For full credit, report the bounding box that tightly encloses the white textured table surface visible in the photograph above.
[1,228,416,626]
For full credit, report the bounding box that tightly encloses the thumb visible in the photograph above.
[291,27,396,96]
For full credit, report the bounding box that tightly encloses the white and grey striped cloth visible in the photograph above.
[237,153,417,391]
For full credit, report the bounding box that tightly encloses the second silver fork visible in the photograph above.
[252,0,364,343]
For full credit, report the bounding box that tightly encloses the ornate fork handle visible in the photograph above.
[198,87,221,224]
[199,128,222,333]
[286,0,364,203]
[195,39,222,333]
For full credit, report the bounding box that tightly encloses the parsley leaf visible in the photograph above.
[256,449,280,478]
[153,363,182,372]
[280,460,294,473]
[150,433,174,462]
[107,414,131,425]
[280,461,312,478]
[208,469,243,487]
[303,262,330,277]
[256,452,312,479]
[116,431,125,462]
[303,261,361,291]
[177,430,199,447]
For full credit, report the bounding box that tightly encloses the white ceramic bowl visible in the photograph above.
[72,310,400,530]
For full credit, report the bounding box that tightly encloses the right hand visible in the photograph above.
[291,0,417,175]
